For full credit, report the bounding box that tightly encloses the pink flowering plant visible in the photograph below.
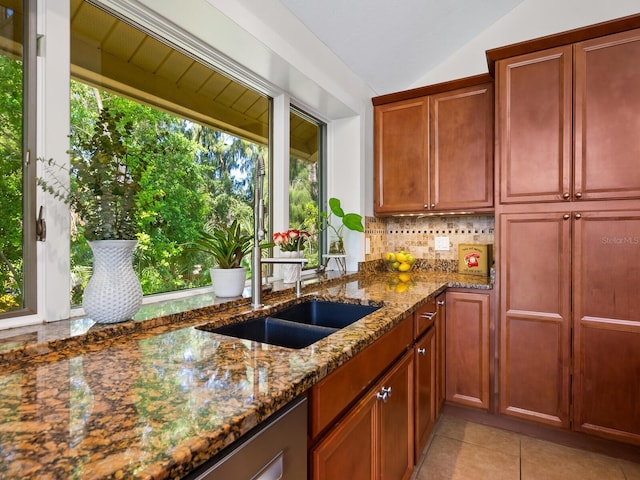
[273,229,311,252]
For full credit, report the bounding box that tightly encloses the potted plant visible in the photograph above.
[38,107,146,323]
[319,197,364,254]
[192,219,253,297]
[272,229,311,283]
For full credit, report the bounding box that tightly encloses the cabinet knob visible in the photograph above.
[423,204,429,209]
[563,192,570,200]
[437,300,445,306]
[376,387,392,402]
[575,213,582,219]
[563,214,570,220]
[575,192,583,199]
[418,347,426,355]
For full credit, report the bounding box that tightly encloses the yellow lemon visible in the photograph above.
[398,262,411,272]
[395,282,408,293]
[385,252,396,262]
[398,273,411,283]
[395,252,407,263]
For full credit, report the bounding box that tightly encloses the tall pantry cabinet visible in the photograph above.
[494,25,640,445]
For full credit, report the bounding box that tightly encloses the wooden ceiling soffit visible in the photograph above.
[70,34,269,147]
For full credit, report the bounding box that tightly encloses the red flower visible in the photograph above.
[273,229,310,251]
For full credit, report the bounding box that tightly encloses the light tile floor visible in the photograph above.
[412,415,640,480]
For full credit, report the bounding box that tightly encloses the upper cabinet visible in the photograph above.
[373,75,494,215]
[496,28,640,204]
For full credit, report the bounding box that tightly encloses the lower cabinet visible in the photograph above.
[435,293,446,416]
[310,351,414,480]
[445,291,490,410]
[414,325,436,459]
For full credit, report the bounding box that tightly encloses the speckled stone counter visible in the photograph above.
[0,270,491,479]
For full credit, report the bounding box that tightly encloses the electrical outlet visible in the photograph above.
[435,236,450,251]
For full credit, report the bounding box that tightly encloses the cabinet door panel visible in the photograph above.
[430,83,494,210]
[496,46,572,203]
[311,393,376,480]
[379,352,414,480]
[374,98,429,214]
[445,292,490,409]
[573,210,640,444]
[574,29,640,201]
[499,213,571,427]
[414,328,436,460]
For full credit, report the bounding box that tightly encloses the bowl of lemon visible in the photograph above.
[385,250,416,272]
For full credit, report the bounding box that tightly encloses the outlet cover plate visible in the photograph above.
[435,236,450,251]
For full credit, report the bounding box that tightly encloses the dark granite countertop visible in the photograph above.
[0,269,491,479]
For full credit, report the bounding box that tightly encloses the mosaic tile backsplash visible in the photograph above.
[365,215,495,266]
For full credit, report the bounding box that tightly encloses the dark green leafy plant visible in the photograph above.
[38,107,145,241]
[318,197,364,252]
[191,219,253,269]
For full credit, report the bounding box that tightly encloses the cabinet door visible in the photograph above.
[498,212,571,428]
[429,83,494,211]
[445,291,490,410]
[414,328,436,460]
[496,46,573,204]
[310,392,376,480]
[379,351,414,480]
[572,210,640,445]
[374,98,429,214]
[574,29,640,201]
[435,294,446,416]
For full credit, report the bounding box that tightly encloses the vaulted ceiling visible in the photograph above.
[278,0,525,95]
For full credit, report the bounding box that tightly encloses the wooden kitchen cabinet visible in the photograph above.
[499,207,640,443]
[414,325,436,459]
[498,211,572,428]
[311,351,414,480]
[309,314,414,480]
[435,294,446,417]
[445,291,490,410]
[572,209,640,445]
[373,76,493,215]
[496,28,640,204]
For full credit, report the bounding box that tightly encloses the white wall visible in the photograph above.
[412,0,640,86]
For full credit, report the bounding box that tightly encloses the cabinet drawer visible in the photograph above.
[414,299,437,339]
[309,316,413,439]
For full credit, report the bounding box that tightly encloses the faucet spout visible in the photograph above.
[251,156,266,309]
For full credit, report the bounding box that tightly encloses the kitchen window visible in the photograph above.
[0,0,36,319]
[67,0,272,303]
[289,107,325,269]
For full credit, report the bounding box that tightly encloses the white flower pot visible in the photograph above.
[210,267,247,297]
[83,240,143,324]
[281,250,303,284]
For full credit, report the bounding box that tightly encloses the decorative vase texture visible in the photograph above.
[281,250,303,284]
[210,267,247,297]
[83,240,143,324]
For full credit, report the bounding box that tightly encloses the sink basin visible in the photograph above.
[199,300,381,349]
[273,300,380,329]
[205,317,338,349]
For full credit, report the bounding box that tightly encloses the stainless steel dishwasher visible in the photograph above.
[184,396,307,480]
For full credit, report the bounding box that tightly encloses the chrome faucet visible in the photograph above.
[251,156,308,308]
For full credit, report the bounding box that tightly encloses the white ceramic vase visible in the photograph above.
[83,240,143,324]
[281,250,303,284]
[210,267,247,297]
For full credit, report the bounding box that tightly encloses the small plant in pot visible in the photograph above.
[192,219,253,297]
[318,197,364,254]
[38,107,146,323]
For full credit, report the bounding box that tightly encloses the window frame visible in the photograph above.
[0,0,38,320]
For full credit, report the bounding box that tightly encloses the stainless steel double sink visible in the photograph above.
[198,300,381,349]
